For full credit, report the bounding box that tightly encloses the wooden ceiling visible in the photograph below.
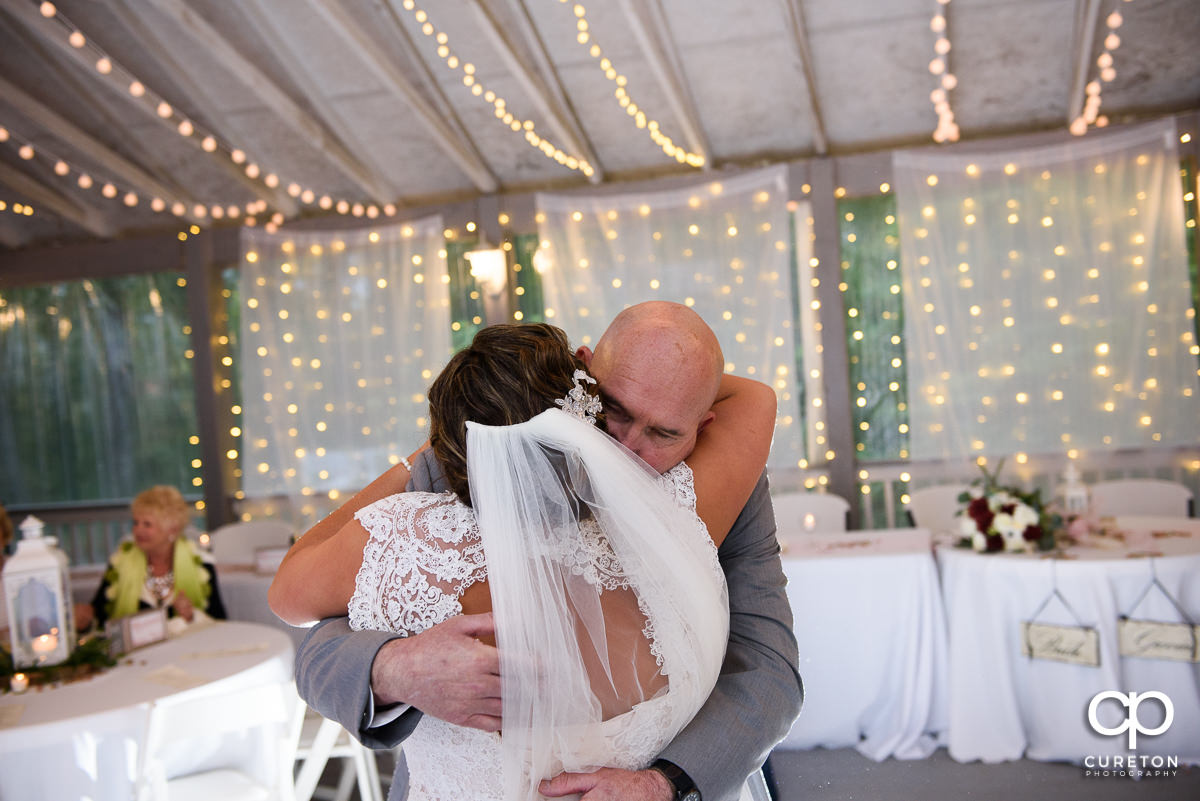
[0,0,1197,249]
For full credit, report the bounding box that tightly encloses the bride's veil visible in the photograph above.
[466,409,728,799]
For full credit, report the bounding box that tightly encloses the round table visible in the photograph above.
[0,620,294,800]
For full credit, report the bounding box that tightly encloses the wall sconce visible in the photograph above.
[464,243,508,297]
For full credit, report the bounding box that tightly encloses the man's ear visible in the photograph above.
[696,410,716,433]
[576,346,594,367]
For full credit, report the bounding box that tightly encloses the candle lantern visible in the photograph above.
[1060,463,1090,517]
[2,516,76,668]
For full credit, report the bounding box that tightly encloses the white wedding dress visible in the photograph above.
[349,418,727,801]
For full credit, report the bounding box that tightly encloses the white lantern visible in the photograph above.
[1060,463,1090,517]
[2,516,76,668]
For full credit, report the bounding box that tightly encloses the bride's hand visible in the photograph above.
[538,767,672,801]
[370,612,502,731]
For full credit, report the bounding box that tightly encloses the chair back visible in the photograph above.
[772,492,851,533]
[906,485,968,535]
[209,520,294,565]
[139,679,299,801]
[1089,479,1193,517]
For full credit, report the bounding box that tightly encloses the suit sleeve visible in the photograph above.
[291,449,449,747]
[657,472,803,801]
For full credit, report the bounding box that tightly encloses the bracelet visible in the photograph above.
[399,455,413,471]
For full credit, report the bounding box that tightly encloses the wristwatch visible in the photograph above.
[649,759,701,801]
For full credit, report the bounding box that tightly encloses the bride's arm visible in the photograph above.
[685,374,777,545]
[269,443,427,624]
[269,511,372,625]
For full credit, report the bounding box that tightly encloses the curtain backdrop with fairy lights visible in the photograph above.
[238,217,452,523]
[534,166,806,470]
[894,119,1199,462]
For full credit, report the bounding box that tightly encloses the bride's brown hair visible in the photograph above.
[428,323,602,506]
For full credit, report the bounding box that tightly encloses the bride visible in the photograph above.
[299,323,774,800]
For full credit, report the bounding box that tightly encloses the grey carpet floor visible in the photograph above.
[767,747,1199,801]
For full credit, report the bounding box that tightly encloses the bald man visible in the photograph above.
[272,303,801,801]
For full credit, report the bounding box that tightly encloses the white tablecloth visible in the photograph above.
[219,567,309,648]
[937,517,1200,765]
[0,620,294,800]
[777,528,948,760]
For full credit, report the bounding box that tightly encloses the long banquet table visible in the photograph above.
[776,528,948,760]
[937,516,1200,765]
[0,620,294,800]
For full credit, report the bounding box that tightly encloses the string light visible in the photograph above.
[928,1,959,143]
[17,5,404,230]
[565,2,704,167]
[394,1,593,177]
[1071,5,1131,135]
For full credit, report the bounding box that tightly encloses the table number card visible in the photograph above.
[1118,619,1200,662]
[1020,622,1100,666]
[106,608,168,657]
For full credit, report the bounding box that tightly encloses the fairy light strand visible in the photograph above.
[563,1,705,167]
[1070,2,1133,135]
[928,0,959,144]
[395,0,593,177]
[27,3,403,232]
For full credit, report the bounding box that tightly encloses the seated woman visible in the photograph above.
[76,485,226,632]
[289,323,774,800]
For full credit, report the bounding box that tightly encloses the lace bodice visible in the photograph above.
[349,462,717,800]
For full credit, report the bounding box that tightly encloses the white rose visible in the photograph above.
[1013,503,1039,529]
[972,532,987,552]
[992,512,1019,537]
[969,486,984,499]
[990,491,1015,508]
[1005,535,1029,553]
[959,515,980,537]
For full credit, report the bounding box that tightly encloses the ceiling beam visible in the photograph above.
[0,161,114,238]
[779,0,829,156]
[618,0,711,168]
[233,0,398,204]
[471,0,603,182]
[1067,0,1103,125]
[0,215,28,248]
[311,0,498,194]
[0,0,298,216]
[102,0,297,216]
[142,0,396,204]
[0,75,208,225]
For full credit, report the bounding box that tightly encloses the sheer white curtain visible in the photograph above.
[534,166,804,469]
[894,119,1199,462]
[238,216,451,523]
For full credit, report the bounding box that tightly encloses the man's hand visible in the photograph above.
[539,768,673,801]
[370,612,502,731]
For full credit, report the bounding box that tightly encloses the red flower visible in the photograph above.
[968,497,994,532]
[1022,525,1043,542]
[985,534,1005,553]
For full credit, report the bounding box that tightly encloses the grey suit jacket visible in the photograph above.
[294,449,802,801]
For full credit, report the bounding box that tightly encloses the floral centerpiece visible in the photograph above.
[956,460,1060,553]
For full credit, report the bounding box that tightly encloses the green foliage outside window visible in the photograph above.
[838,195,910,462]
[0,273,201,510]
[838,195,911,526]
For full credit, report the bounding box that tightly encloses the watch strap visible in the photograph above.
[649,759,700,801]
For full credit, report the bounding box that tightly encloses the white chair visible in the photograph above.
[1089,479,1193,517]
[291,698,384,801]
[209,520,294,565]
[138,680,299,801]
[772,491,851,533]
[905,484,969,535]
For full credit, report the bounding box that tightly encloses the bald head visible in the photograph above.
[583,302,724,472]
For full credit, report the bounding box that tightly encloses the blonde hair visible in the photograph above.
[131,485,190,536]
